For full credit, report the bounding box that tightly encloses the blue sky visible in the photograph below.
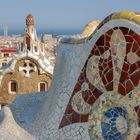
[0,0,140,33]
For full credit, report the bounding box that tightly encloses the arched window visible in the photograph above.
[21,43,24,51]
[9,80,17,94]
[2,63,7,67]
[26,33,30,50]
[38,82,48,92]
[34,46,38,52]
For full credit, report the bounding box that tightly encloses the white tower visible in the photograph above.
[26,14,37,41]
[3,24,8,37]
[19,14,45,56]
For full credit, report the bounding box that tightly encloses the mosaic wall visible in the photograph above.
[60,27,140,139]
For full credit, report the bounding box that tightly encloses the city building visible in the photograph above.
[0,14,53,106]
[0,46,16,68]
[0,25,23,68]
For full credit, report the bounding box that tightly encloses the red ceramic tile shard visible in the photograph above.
[106,81,113,91]
[81,115,89,122]
[88,82,95,91]
[98,46,106,55]
[136,49,140,57]
[99,58,104,64]
[78,71,86,83]
[125,79,134,94]
[96,35,104,46]
[138,119,140,126]
[102,61,108,69]
[105,34,110,42]
[132,41,139,52]
[122,62,129,71]
[74,83,82,93]
[99,65,104,71]
[100,75,107,85]
[125,35,134,43]
[92,88,103,99]
[106,29,113,36]
[59,116,72,129]
[129,63,137,74]
[133,33,140,45]
[59,111,89,128]
[91,46,100,56]
[87,96,96,105]
[120,71,129,83]
[82,87,103,105]
[136,133,140,140]
[130,71,140,87]
[137,61,140,68]
[59,110,87,128]
[106,69,113,83]
[119,27,129,35]
[65,104,73,114]
[105,41,110,48]
[72,112,81,123]
[108,59,113,68]
[82,91,90,102]
[103,67,110,75]
[105,46,110,51]
[104,59,109,63]
[118,83,126,96]
[126,43,133,54]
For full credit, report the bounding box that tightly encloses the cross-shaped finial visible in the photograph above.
[19,60,37,77]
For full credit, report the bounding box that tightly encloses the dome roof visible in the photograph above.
[26,14,34,26]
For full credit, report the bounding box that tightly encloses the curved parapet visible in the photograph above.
[59,11,140,140]
[1,11,140,140]
[61,20,100,44]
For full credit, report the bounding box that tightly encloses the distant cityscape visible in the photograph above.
[0,27,81,36]
[0,22,60,69]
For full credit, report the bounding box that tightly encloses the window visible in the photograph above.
[2,63,7,67]
[34,46,38,52]
[38,82,48,92]
[9,81,17,94]
[21,43,24,51]
[26,33,30,50]
[3,53,9,58]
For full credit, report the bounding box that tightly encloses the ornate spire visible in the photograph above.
[26,14,34,26]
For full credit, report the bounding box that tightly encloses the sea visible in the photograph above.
[0,29,81,36]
